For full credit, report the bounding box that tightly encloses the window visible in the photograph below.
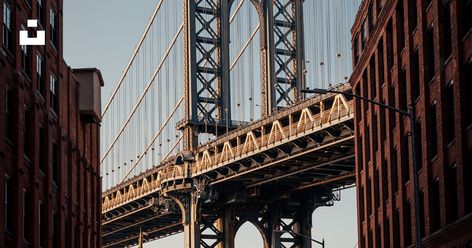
[4,175,12,232]
[391,148,398,193]
[415,120,422,169]
[382,159,389,202]
[425,24,436,83]
[419,191,425,239]
[393,209,400,247]
[411,48,420,102]
[466,59,472,127]
[2,1,12,51]
[37,0,45,26]
[445,81,455,143]
[370,58,377,99]
[404,201,412,246]
[362,19,367,49]
[446,165,458,223]
[374,167,380,209]
[429,101,438,157]
[399,68,407,111]
[397,1,405,51]
[21,40,31,77]
[50,8,57,48]
[24,106,32,159]
[52,142,59,183]
[465,0,472,35]
[383,217,390,248]
[5,85,14,142]
[39,125,47,173]
[409,0,418,33]
[52,211,58,248]
[442,1,452,60]
[465,151,472,214]
[37,53,46,96]
[39,201,46,247]
[50,74,58,112]
[431,177,441,231]
[387,21,394,69]
[23,189,31,241]
[402,133,410,183]
[378,42,385,85]
[354,35,359,65]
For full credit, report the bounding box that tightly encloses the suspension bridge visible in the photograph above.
[100,0,361,247]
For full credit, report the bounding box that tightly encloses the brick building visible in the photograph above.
[351,0,472,247]
[0,0,103,247]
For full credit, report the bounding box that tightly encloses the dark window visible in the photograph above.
[52,142,59,183]
[409,0,418,33]
[4,175,12,232]
[21,27,31,77]
[442,1,452,60]
[402,133,410,183]
[383,217,390,248]
[446,165,458,223]
[445,81,455,143]
[387,21,394,69]
[39,125,47,173]
[376,224,381,247]
[419,191,425,238]
[23,189,31,241]
[372,112,378,153]
[366,124,371,165]
[2,1,12,51]
[374,167,380,209]
[465,151,472,214]
[425,24,436,83]
[39,201,46,247]
[360,186,365,222]
[415,120,422,169]
[397,1,405,51]
[399,68,407,111]
[411,48,420,102]
[370,57,377,99]
[393,209,400,247]
[392,148,398,193]
[431,177,441,231]
[354,35,359,65]
[382,159,389,202]
[404,201,412,246]
[362,19,367,49]
[465,59,472,127]
[5,85,14,142]
[429,101,438,157]
[388,84,396,132]
[37,0,44,26]
[24,106,32,159]
[52,211,58,248]
[465,0,472,35]
[37,53,46,96]
[50,8,57,48]
[380,101,386,141]
[50,74,58,112]
[378,41,385,85]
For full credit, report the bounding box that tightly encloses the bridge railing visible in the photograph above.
[192,97,353,175]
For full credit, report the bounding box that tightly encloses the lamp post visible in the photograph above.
[301,88,422,248]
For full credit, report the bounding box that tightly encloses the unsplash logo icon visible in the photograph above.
[19,19,45,46]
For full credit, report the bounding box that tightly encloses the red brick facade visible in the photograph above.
[0,0,102,247]
[351,0,472,247]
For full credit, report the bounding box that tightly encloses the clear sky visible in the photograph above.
[63,1,359,247]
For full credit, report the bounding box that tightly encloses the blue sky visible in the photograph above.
[63,1,359,247]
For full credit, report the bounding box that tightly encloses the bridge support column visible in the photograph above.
[167,191,201,248]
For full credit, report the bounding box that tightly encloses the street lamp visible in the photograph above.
[301,88,422,248]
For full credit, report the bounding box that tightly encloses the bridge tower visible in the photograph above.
[173,1,318,247]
